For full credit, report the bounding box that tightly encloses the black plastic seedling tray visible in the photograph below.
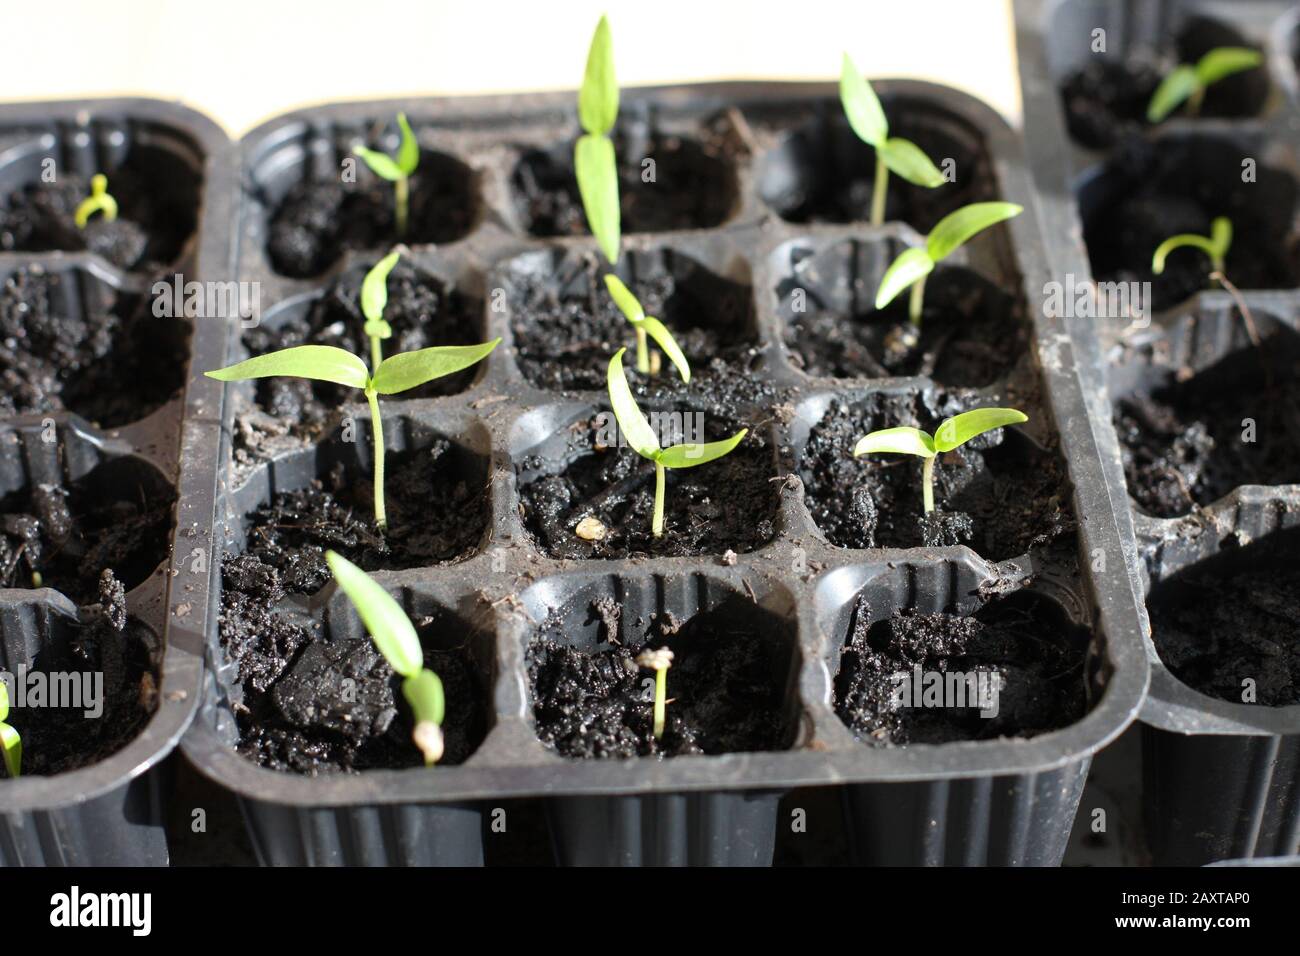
[178,80,1150,866]
[1016,0,1300,865]
[0,99,233,864]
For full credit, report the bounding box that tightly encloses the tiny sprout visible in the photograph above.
[876,201,1023,327]
[207,338,499,531]
[840,53,946,226]
[1147,47,1263,123]
[1152,216,1232,280]
[353,113,420,237]
[575,15,621,264]
[853,407,1028,514]
[607,348,746,537]
[0,681,20,779]
[636,647,674,740]
[361,247,404,369]
[325,551,445,765]
[74,174,118,229]
[603,274,689,381]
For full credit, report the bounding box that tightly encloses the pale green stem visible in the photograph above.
[922,455,936,514]
[370,335,383,372]
[909,274,927,327]
[1211,252,1225,276]
[871,152,889,226]
[653,667,667,739]
[635,326,650,375]
[366,388,387,532]
[652,461,666,536]
[1187,85,1205,117]
[395,176,409,238]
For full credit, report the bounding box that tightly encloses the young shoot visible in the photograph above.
[636,647,673,740]
[607,347,746,537]
[74,173,118,229]
[575,15,621,264]
[840,53,946,226]
[876,201,1023,328]
[1147,47,1263,123]
[360,247,404,369]
[0,681,20,779]
[603,274,689,381]
[353,113,419,237]
[1152,216,1232,280]
[853,407,1028,514]
[325,551,445,765]
[207,338,499,532]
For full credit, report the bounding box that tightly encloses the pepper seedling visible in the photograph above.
[575,15,621,264]
[636,647,674,740]
[1147,47,1263,123]
[853,408,1028,514]
[361,247,404,369]
[875,201,1023,328]
[206,338,499,531]
[353,113,420,238]
[603,274,689,380]
[840,53,946,226]
[1152,215,1232,281]
[325,551,445,765]
[74,173,118,229]
[0,681,20,779]
[607,347,747,537]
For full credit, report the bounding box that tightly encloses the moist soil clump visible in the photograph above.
[1147,527,1300,706]
[800,396,1073,559]
[835,595,1089,745]
[528,596,792,758]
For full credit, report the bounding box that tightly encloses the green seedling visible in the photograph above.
[603,274,689,380]
[853,408,1028,514]
[607,347,747,537]
[1147,47,1263,123]
[840,53,946,226]
[361,247,404,369]
[353,113,420,237]
[876,201,1023,327]
[576,15,621,264]
[1152,216,1232,280]
[0,681,20,779]
[207,338,499,532]
[636,647,674,740]
[325,551,445,765]
[74,173,118,228]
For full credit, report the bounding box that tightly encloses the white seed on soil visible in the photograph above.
[575,516,607,541]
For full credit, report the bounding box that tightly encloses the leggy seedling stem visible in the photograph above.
[637,648,674,740]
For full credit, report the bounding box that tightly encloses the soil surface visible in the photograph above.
[781,268,1027,387]
[518,409,780,559]
[1148,527,1300,706]
[6,570,160,776]
[528,594,793,758]
[1114,327,1300,517]
[512,129,736,237]
[1082,136,1300,310]
[0,266,189,426]
[1060,18,1269,150]
[835,594,1089,745]
[0,166,198,272]
[800,394,1074,559]
[219,553,486,773]
[267,151,478,278]
[0,461,175,604]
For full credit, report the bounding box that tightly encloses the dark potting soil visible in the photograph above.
[800,395,1074,559]
[266,151,478,278]
[834,594,1089,745]
[6,570,160,776]
[1114,327,1300,518]
[218,553,487,774]
[528,595,793,758]
[518,410,780,559]
[0,267,189,426]
[0,167,197,272]
[512,129,737,238]
[781,269,1028,387]
[1147,527,1300,707]
[1059,17,1270,150]
[0,462,176,605]
[1081,136,1300,311]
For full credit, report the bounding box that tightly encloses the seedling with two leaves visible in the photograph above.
[576,15,621,264]
[840,53,946,226]
[1147,47,1263,123]
[606,347,746,537]
[74,174,118,229]
[1152,216,1259,345]
[602,274,689,380]
[853,408,1028,514]
[0,681,20,779]
[325,551,445,765]
[354,113,420,238]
